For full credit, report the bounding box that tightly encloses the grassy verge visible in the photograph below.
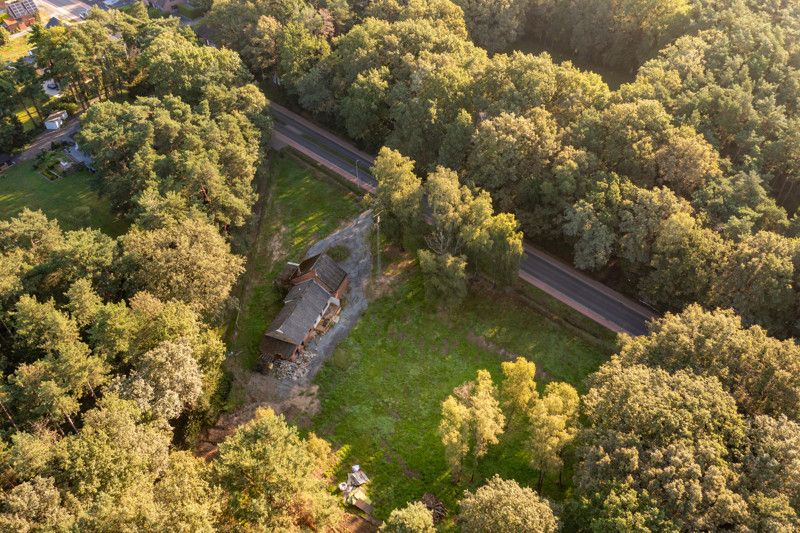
[227,152,360,385]
[514,281,618,352]
[0,160,128,236]
[311,262,612,520]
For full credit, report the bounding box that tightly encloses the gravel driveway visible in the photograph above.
[297,209,374,384]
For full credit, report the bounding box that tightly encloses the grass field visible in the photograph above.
[0,160,128,236]
[0,34,32,63]
[228,153,360,377]
[311,266,611,520]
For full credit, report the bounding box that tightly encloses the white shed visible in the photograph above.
[44,110,68,130]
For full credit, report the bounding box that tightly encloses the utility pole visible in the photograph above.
[375,213,381,278]
[355,159,360,182]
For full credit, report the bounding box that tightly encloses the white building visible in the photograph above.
[44,110,68,130]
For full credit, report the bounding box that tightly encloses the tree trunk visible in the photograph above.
[0,400,18,431]
[86,380,96,400]
[65,414,78,433]
[32,99,45,122]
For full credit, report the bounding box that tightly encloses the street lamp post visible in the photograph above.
[375,213,381,277]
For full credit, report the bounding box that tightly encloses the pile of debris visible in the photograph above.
[421,493,448,524]
[272,349,318,381]
[338,465,373,516]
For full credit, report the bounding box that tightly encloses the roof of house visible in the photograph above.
[259,335,297,360]
[45,16,60,28]
[264,280,331,345]
[44,110,67,122]
[296,253,347,294]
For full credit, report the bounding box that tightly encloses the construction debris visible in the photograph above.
[421,493,448,523]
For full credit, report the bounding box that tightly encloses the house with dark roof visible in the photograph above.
[290,253,349,298]
[259,253,348,368]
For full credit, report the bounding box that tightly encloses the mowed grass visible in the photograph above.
[230,153,360,373]
[0,160,128,236]
[311,269,612,520]
[0,35,32,63]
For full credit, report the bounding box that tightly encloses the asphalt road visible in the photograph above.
[37,0,91,21]
[270,103,655,335]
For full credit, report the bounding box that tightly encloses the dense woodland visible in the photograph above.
[1,0,800,530]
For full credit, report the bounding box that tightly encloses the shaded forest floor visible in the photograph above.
[508,34,635,89]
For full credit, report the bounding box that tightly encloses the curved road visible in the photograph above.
[270,103,654,335]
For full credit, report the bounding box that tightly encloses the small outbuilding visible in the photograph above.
[44,110,68,130]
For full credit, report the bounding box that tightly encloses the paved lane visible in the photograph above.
[36,0,90,21]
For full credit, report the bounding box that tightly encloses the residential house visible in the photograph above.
[149,0,185,12]
[1,13,35,32]
[259,253,348,367]
[5,0,36,19]
[44,110,67,130]
[289,252,350,298]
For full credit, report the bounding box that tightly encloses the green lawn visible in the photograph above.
[0,35,32,63]
[229,153,361,377]
[311,269,611,520]
[15,106,39,132]
[0,160,128,236]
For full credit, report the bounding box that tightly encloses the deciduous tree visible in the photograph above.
[499,356,537,428]
[438,370,504,481]
[458,475,558,533]
[528,382,579,489]
[118,215,244,316]
[417,250,467,308]
[213,408,342,530]
[380,501,435,533]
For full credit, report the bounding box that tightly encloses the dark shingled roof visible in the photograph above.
[259,335,296,360]
[264,280,331,345]
[296,253,347,294]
